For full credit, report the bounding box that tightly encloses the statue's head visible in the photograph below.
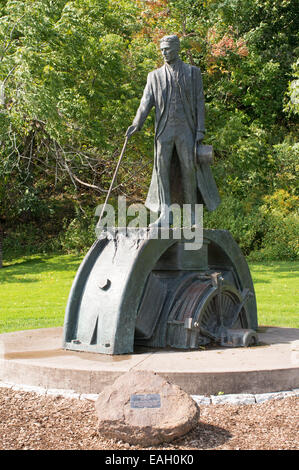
[160,35,180,63]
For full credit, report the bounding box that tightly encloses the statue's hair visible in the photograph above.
[160,35,180,50]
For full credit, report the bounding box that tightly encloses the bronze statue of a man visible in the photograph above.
[126,34,206,226]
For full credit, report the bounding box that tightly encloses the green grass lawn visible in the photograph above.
[0,254,298,334]
[249,261,298,328]
[0,254,83,333]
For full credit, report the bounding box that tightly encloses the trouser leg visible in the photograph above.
[174,127,197,207]
[156,131,175,213]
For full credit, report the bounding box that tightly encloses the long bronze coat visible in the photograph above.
[132,60,219,213]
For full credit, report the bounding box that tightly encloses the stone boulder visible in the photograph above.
[95,370,200,446]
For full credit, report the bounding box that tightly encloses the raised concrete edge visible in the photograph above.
[0,380,298,406]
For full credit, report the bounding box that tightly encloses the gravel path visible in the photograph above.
[0,388,298,450]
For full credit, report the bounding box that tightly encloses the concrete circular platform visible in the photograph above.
[0,327,298,395]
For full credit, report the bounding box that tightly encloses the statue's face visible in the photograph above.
[160,42,179,63]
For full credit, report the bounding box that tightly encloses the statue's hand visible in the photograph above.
[125,125,138,138]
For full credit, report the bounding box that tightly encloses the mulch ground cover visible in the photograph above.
[0,388,298,450]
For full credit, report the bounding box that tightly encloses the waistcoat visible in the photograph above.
[167,63,186,124]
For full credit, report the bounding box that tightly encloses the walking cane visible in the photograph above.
[96,136,129,230]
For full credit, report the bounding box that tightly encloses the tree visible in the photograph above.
[0,0,297,259]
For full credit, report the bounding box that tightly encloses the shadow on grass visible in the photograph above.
[249,277,271,284]
[3,256,48,268]
[0,254,83,284]
[249,261,299,283]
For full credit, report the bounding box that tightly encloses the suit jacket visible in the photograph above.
[132,60,205,139]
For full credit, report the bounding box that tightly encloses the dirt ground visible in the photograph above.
[0,388,298,451]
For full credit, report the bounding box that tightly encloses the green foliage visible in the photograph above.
[204,190,299,261]
[204,195,266,255]
[0,0,298,261]
[252,190,299,261]
[3,223,60,257]
[1,0,137,147]
[252,213,298,261]
[285,59,299,116]
[58,213,97,254]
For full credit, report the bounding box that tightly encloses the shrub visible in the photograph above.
[58,214,97,254]
[204,192,298,261]
[203,195,266,255]
[249,213,298,261]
